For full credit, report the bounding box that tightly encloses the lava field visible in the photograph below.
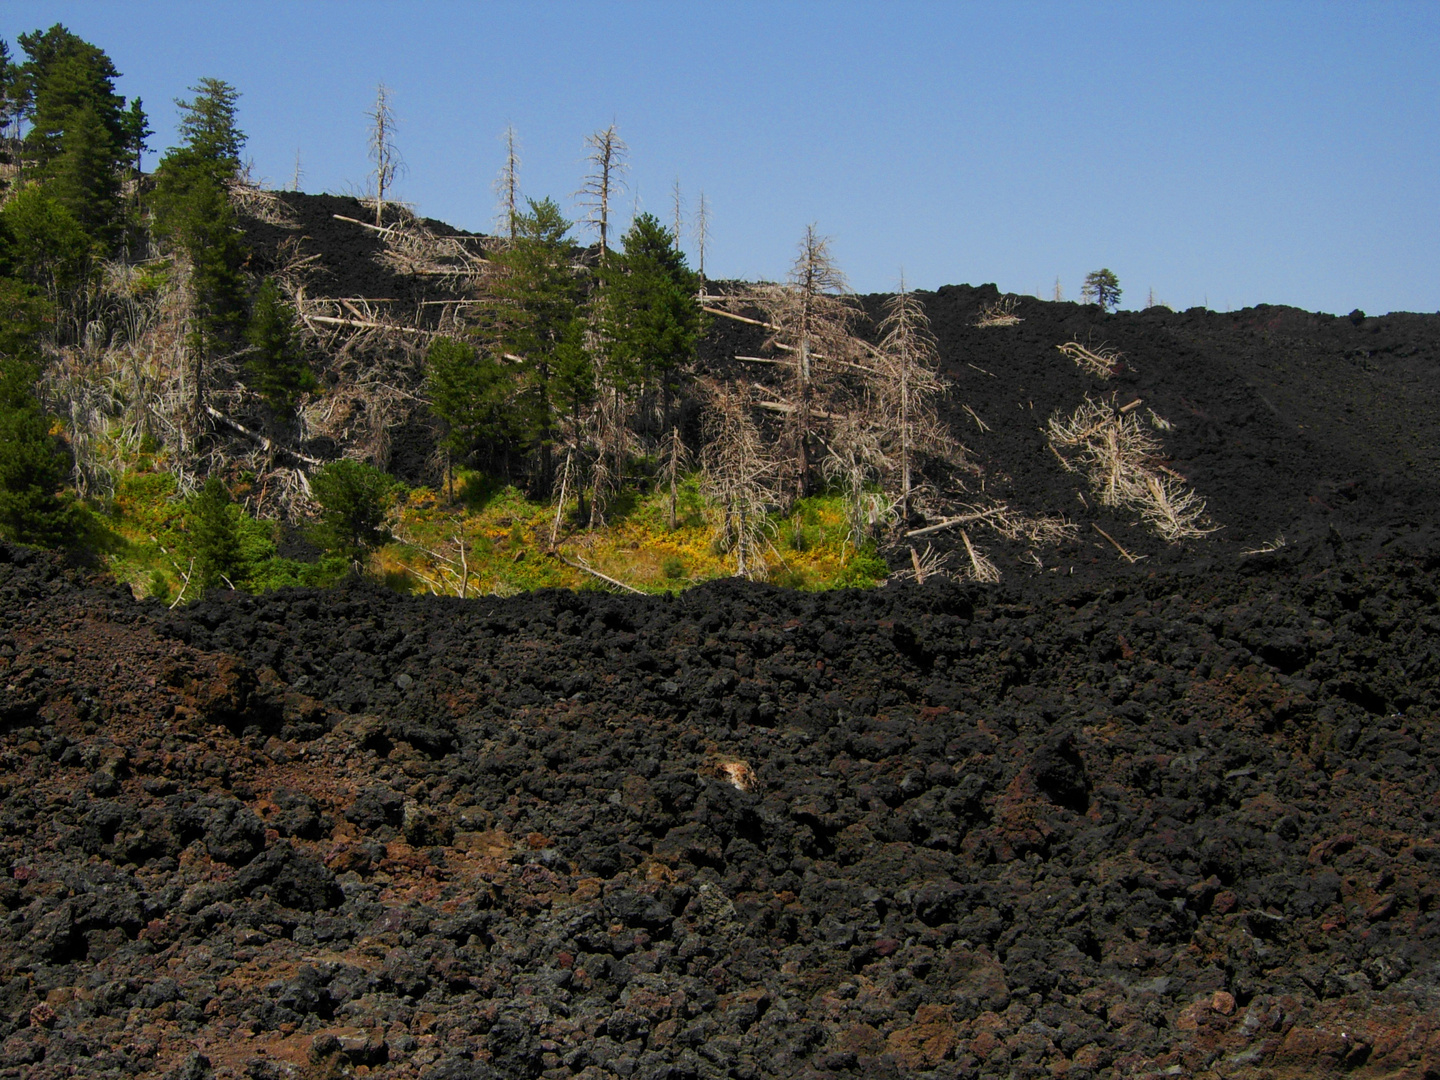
[1,223,1438,1079]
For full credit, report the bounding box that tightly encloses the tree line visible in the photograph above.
[0,22,965,586]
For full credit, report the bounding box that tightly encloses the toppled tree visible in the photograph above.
[1081,268,1121,312]
[1047,395,1216,542]
[576,124,627,259]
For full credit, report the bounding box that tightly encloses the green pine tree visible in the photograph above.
[424,335,512,498]
[0,356,80,547]
[152,79,249,435]
[245,278,316,412]
[1081,268,1122,312]
[309,460,395,569]
[188,475,243,589]
[599,212,704,426]
[482,197,587,495]
[14,24,130,249]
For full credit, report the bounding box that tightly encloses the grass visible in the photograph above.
[383,469,890,597]
[93,463,891,603]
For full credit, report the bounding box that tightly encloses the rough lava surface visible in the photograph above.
[0,204,1438,1079]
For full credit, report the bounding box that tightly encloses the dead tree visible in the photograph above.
[693,190,711,282]
[367,84,402,227]
[700,381,776,580]
[576,124,628,258]
[671,178,684,252]
[660,425,688,530]
[761,225,860,501]
[495,124,521,242]
[873,280,950,519]
[822,409,893,547]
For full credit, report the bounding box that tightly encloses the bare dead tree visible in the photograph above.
[290,148,303,192]
[693,190,711,283]
[873,279,950,520]
[576,123,628,258]
[660,425,689,530]
[700,381,776,580]
[671,178,684,251]
[367,84,403,227]
[822,409,894,547]
[760,225,861,501]
[494,124,521,242]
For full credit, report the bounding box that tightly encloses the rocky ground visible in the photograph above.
[1,201,1438,1077]
[1,532,1436,1079]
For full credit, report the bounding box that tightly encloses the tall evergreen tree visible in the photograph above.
[599,212,704,426]
[245,278,316,412]
[0,355,79,547]
[152,79,248,438]
[14,25,131,247]
[188,475,243,589]
[482,197,587,495]
[425,335,513,498]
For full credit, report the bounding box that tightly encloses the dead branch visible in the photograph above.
[557,552,644,594]
[1240,534,1287,556]
[959,529,1002,583]
[975,296,1023,328]
[203,405,324,466]
[904,507,1004,538]
[1057,340,1123,378]
[702,306,776,330]
[303,314,438,336]
[1092,523,1146,563]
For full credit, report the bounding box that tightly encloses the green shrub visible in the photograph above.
[309,460,395,568]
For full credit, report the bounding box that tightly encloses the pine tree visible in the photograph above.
[0,355,79,547]
[14,25,131,248]
[309,460,394,569]
[1081,268,1122,312]
[188,475,242,589]
[245,278,316,412]
[599,212,703,427]
[152,79,248,440]
[482,197,587,495]
[425,335,511,498]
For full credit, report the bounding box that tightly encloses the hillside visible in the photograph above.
[0,193,1437,1080]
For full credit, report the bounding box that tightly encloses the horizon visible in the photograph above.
[9,1,1439,316]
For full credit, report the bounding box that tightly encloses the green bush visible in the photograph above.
[309,459,395,568]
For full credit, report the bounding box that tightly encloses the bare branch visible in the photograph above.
[494,124,521,242]
[367,83,404,227]
[576,124,628,256]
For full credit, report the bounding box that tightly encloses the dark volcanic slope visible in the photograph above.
[701,286,1440,576]
[2,541,1437,1079]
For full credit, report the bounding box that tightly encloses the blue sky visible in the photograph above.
[10,1,1439,314]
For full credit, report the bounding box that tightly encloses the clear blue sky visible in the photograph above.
[11,1,1439,314]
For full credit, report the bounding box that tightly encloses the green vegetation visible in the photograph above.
[0,20,913,601]
[1082,268,1122,312]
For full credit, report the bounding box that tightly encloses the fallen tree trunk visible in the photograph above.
[204,405,324,467]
